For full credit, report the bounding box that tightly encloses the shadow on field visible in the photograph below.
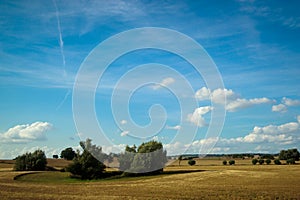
[13,169,205,182]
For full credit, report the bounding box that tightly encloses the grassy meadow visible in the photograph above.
[0,158,300,199]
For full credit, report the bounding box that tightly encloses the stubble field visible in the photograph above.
[0,158,299,199]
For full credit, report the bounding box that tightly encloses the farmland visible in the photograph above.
[0,158,300,199]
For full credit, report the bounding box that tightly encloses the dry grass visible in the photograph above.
[0,159,300,199]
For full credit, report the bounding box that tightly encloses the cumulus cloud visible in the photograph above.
[187,106,212,127]
[152,77,175,90]
[0,122,52,143]
[166,125,181,130]
[272,104,287,113]
[272,97,300,113]
[195,87,272,112]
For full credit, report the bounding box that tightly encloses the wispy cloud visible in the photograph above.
[151,77,175,90]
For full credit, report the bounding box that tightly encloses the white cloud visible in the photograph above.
[152,77,175,90]
[272,97,300,113]
[120,130,129,137]
[187,106,212,127]
[282,97,300,106]
[226,97,272,112]
[195,87,211,101]
[166,125,181,130]
[120,120,127,125]
[195,87,272,112]
[272,104,287,113]
[0,122,52,143]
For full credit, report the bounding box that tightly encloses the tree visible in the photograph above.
[266,159,271,165]
[67,139,106,179]
[252,159,258,165]
[178,155,183,166]
[188,159,196,166]
[274,159,281,165]
[61,147,76,160]
[258,159,264,165]
[14,150,47,171]
[287,158,295,165]
[229,160,235,165]
[223,160,227,165]
[279,148,299,161]
[119,140,167,174]
[53,155,59,159]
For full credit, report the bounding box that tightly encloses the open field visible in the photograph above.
[0,159,300,199]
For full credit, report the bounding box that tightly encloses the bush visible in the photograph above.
[287,158,295,165]
[14,150,47,171]
[223,160,227,165]
[266,159,271,165]
[188,159,196,166]
[274,159,281,165]
[229,160,235,165]
[252,159,258,165]
[258,159,264,165]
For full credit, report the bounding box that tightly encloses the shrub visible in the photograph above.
[258,159,264,165]
[188,159,196,166]
[252,159,258,165]
[286,158,295,165]
[266,159,271,165]
[14,150,47,171]
[229,160,235,165]
[274,159,281,165]
[223,160,227,165]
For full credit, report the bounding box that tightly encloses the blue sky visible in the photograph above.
[0,0,300,158]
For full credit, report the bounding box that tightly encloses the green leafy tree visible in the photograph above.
[258,159,264,165]
[266,159,271,165]
[287,158,295,165]
[178,155,183,166]
[223,160,227,165]
[252,159,258,165]
[229,160,235,165]
[67,139,106,179]
[188,159,196,166]
[274,159,281,165]
[61,147,76,160]
[279,148,299,161]
[119,140,167,174]
[14,150,47,171]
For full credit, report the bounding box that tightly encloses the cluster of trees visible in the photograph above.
[118,140,167,175]
[252,158,271,165]
[279,149,299,164]
[14,150,47,171]
[222,160,235,165]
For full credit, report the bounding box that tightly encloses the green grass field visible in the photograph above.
[0,158,300,199]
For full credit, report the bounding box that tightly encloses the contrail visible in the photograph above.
[53,0,71,110]
[53,0,66,76]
